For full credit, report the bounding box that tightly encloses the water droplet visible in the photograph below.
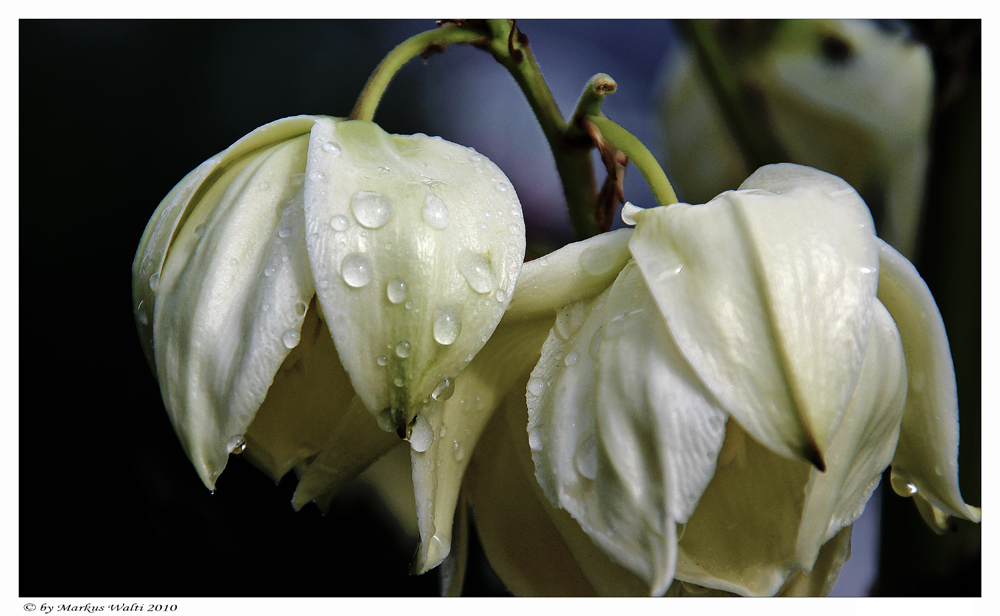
[375,408,396,433]
[495,182,509,193]
[408,415,434,453]
[574,443,597,480]
[589,326,603,359]
[341,253,373,288]
[330,215,350,231]
[495,289,507,303]
[308,170,326,182]
[264,266,275,277]
[227,435,246,455]
[527,377,546,397]
[404,300,413,310]
[294,301,307,316]
[508,223,522,235]
[350,191,393,229]
[282,330,301,349]
[433,308,462,345]
[528,430,542,451]
[890,469,920,497]
[394,375,405,387]
[605,309,645,339]
[395,341,412,358]
[148,272,159,292]
[376,355,388,366]
[278,226,292,238]
[259,181,270,190]
[431,377,455,401]
[321,141,342,155]
[136,301,148,325]
[386,277,407,304]
[453,440,466,461]
[564,351,579,366]
[193,223,207,237]
[457,252,497,294]
[580,245,618,275]
[423,195,449,229]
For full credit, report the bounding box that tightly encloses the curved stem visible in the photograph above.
[350,24,489,122]
[587,115,678,207]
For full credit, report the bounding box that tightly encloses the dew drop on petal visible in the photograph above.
[308,170,326,182]
[432,308,462,345]
[227,435,246,455]
[495,182,509,193]
[431,377,455,401]
[386,277,407,304]
[375,409,396,433]
[457,252,497,294]
[404,300,413,310]
[330,215,350,231]
[395,341,412,358]
[148,272,159,292]
[528,430,543,451]
[564,351,579,366]
[452,440,466,462]
[376,355,388,367]
[294,301,308,316]
[321,141,342,155]
[350,191,393,229]
[409,415,434,453]
[394,375,405,387]
[282,330,301,349]
[574,442,598,480]
[341,253,373,288]
[580,245,618,275]
[527,377,546,397]
[264,266,275,277]
[193,223,207,237]
[422,195,449,230]
[495,289,507,303]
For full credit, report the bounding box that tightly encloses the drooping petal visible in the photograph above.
[302,119,525,432]
[778,526,853,597]
[133,116,318,370]
[466,382,649,596]
[795,302,908,567]
[242,299,356,483]
[408,315,553,574]
[629,163,880,467]
[876,239,981,523]
[154,132,317,490]
[528,263,728,595]
[674,419,813,596]
[290,396,400,510]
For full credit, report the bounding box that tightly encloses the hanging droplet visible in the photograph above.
[527,377,546,397]
[409,415,434,453]
[282,330,301,349]
[350,191,393,229]
[457,252,497,294]
[431,377,455,401]
[148,272,160,292]
[330,215,350,231]
[341,253,373,288]
[422,195,449,229]
[386,277,407,304]
[227,435,246,455]
[395,341,412,358]
[433,308,462,345]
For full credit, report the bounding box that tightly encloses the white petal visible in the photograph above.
[529,262,727,595]
[796,301,908,568]
[154,133,316,490]
[876,239,980,522]
[302,119,524,431]
[133,115,318,371]
[629,163,879,466]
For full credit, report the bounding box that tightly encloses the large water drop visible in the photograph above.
[386,277,407,304]
[395,341,412,358]
[432,308,462,345]
[422,195,449,230]
[350,191,393,229]
[409,415,433,453]
[431,377,455,401]
[457,252,497,294]
[341,253,373,288]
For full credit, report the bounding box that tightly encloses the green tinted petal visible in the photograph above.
[302,119,524,432]
[778,525,853,596]
[876,239,980,523]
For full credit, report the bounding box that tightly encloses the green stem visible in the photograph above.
[350,24,489,122]
[478,20,600,239]
[587,115,678,207]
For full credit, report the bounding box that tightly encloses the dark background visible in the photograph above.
[19,20,980,597]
